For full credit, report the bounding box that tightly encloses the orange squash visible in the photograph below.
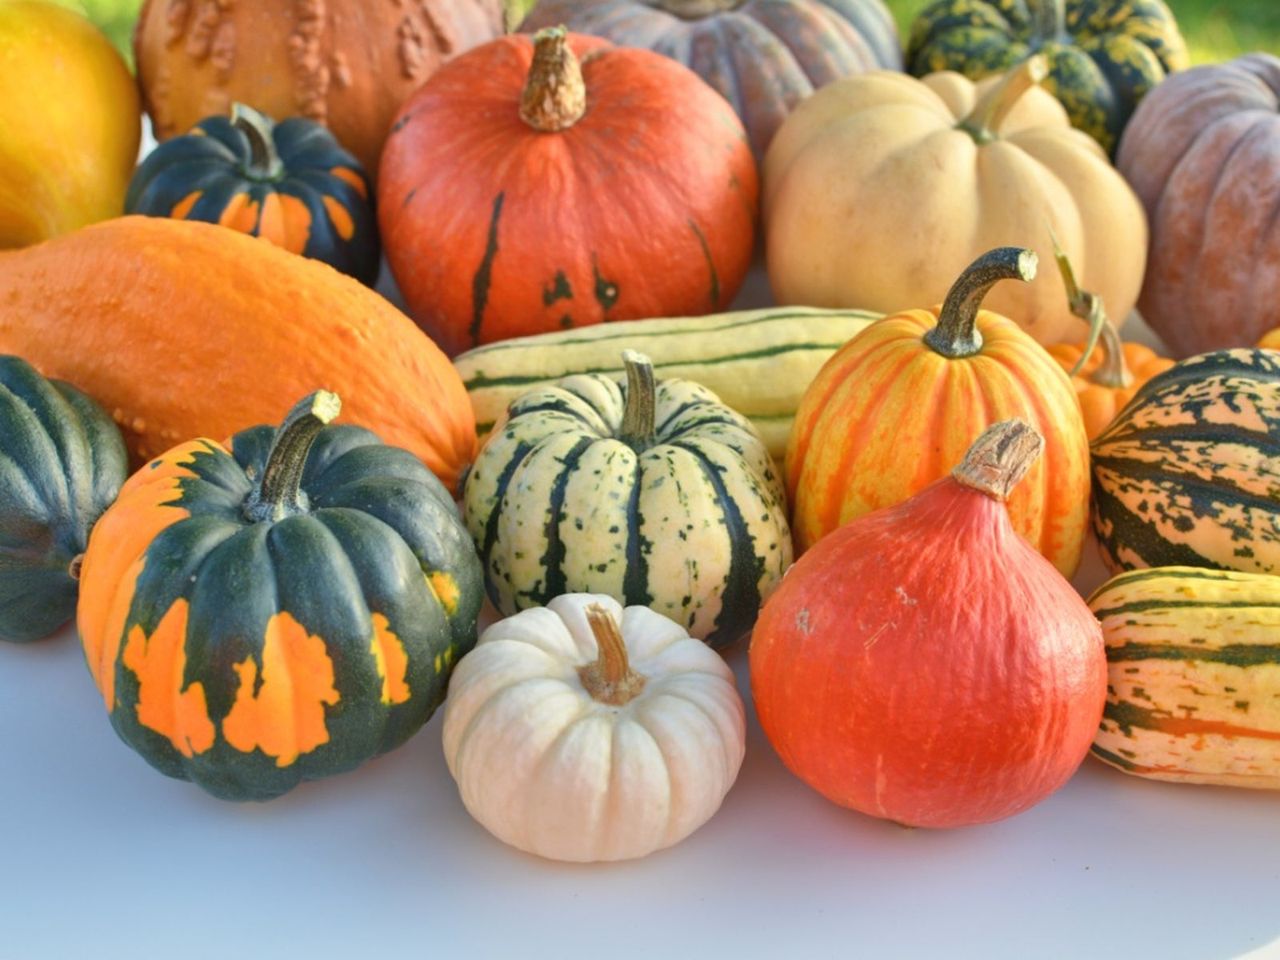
[786,247,1090,577]
[1259,328,1280,352]
[0,216,475,493]
[1045,250,1173,441]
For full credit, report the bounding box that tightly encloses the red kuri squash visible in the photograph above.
[751,419,1107,828]
[378,27,758,356]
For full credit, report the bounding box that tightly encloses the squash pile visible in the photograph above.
[1,0,1278,864]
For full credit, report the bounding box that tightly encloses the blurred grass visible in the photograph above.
[74,0,1280,71]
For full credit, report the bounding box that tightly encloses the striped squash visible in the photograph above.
[453,306,878,461]
[1090,567,1280,789]
[1091,349,1280,575]
[463,351,792,647]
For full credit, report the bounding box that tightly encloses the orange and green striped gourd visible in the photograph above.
[786,247,1090,576]
[1091,349,1280,574]
[77,392,484,801]
[1090,566,1280,789]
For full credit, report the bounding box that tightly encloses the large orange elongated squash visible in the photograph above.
[0,217,475,493]
[786,247,1090,577]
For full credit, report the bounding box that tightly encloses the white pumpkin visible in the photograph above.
[442,594,746,862]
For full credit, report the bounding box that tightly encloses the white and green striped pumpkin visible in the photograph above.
[463,351,792,647]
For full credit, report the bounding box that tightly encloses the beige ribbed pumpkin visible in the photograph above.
[764,57,1147,346]
[442,594,745,862]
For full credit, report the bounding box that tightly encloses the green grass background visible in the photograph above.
[70,0,1279,70]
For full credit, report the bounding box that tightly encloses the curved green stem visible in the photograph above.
[923,248,1039,359]
[231,102,285,181]
[620,350,657,450]
[1031,0,1067,46]
[244,391,341,523]
[519,27,587,132]
[959,55,1049,144]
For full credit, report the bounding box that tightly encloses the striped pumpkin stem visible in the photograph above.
[1031,0,1067,45]
[244,391,342,523]
[520,27,587,132]
[924,247,1039,359]
[231,103,284,182]
[580,604,647,706]
[952,419,1044,502]
[620,350,658,450]
[960,55,1049,145]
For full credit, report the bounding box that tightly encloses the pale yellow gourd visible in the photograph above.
[442,594,746,862]
[764,57,1147,345]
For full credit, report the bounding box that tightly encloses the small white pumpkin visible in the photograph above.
[442,593,746,862]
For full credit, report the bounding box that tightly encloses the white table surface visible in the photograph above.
[4,253,1279,959]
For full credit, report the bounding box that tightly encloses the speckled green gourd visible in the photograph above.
[463,351,793,647]
[906,0,1188,154]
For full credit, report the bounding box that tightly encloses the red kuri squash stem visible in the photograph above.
[230,102,284,181]
[658,0,744,17]
[959,55,1049,144]
[951,419,1044,501]
[580,604,647,706]
[520,27,587,132]
[244,390,341,522]
[923,247,1039,359]
[620,350,657,450]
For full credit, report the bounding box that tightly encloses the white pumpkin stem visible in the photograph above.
[244,391,341,522]
[231,102,285,181]
[952,419,1044,502]
[520,27,587,132]
[580,604,647,707]
[959,55,1049,144]
[620,349,657,449]
[924,247,1038,359]
[657,0,743,17]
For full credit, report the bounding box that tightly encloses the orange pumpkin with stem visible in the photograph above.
[1046,249,1174,441]
[785,246,1090,577]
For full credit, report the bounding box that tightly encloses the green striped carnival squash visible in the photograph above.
[0,355,126,643]
[453,305,878,460]
[463,350,791,647]
[1091,349,1280,575]
[77,391,483,801]
[905,0,1188,155]
[1090,566,1280,788]
[125,104,379,286]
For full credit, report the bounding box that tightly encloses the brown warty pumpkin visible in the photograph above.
[134,0,504,174]
[522,0,902,159]
[1118,54,1280,357]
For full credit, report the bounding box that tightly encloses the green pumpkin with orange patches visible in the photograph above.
[125,104,379,285]
[77,392,482,801]
[906,0,1187,154]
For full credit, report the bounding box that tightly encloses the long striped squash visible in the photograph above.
[453,306,878,461]
[1090,567,1280,789]
[1091,349,1280,574]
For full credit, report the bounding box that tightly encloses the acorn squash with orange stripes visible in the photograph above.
[77,392,482,801]
[1090,566,1280,789]
[1091,349,1280,575]
[125,104,378,285]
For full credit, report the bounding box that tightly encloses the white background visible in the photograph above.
[2,221,1278,955]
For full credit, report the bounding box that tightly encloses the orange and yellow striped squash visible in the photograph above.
[0,216,475,494]
[786,247,1090,576]
[1090,566,1280,789]
[77,393,484,801]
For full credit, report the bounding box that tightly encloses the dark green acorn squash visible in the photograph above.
[77,392,483,802]
[125,104,380,285]
[0,356,126,643]
[906,0,1188,154]
[1091,349,1280,575]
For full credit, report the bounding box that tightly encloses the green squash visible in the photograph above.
[125,104,379,285]
[1091,349,1280,575]
[463,350,793,648]
[0,356,126,643]
[906,0,1188,154]
[77,392,483,802]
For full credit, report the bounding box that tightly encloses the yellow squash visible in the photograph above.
[0,1,140,247]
